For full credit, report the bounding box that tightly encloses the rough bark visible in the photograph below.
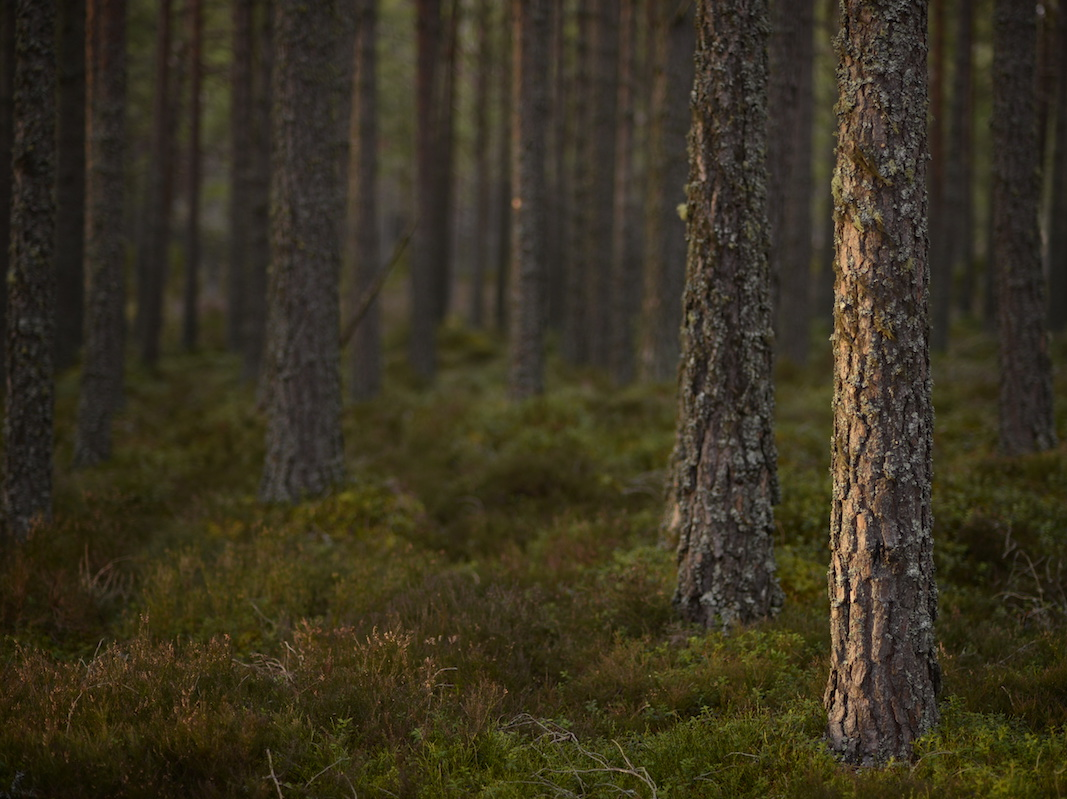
[259,0,350,503]
[767,0,815,367]
[639,0,693,383]
[946,0,975,318]
[668,0,783,631]
[73,0,126,468]
[508,0,550,400]
[0,2,13,386]
[349,0,382,402]
[4,0,57,539]
[824,0,940,767]
[992,0,1056,456]
[1048,2,1067,332]
[182,0,202,352]
[54,0,86,372]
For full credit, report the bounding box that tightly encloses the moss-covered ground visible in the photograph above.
[2,317,1066,797]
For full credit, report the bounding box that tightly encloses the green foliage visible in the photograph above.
[2,327,1066,796]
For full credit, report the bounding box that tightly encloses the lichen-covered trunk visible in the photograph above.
[824,0,940,767]
[73,0,126,469]
[259,0,349,503]
[668,0,783,631]
[4,0,57,539]
[992,0,1056,456]
[507,0,549,400]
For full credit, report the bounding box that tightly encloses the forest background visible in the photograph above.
[2,0,1067,796]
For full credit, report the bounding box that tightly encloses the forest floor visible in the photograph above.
[2,313,1067,798]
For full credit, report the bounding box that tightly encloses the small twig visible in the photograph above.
[266,749,285,799]
[339,220,417,349]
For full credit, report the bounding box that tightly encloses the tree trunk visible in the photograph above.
[993,0,1056,456]
[824,0,940,767]
[668,0,783,631]
[246,0,272,385]
[182,0,202,352]
[4,0,57,539]
[493,7,513,334]
[135,0,173,369]
[767,0,815,367]
[928,0,950,351]
[947,0,975,319]
[469,0,491,328]
[54,0,86,372]
[0,1,13,387]
[259,0,351,503]
[639,0,692,383]
[348,0,382,402]
[1048,2,1067,332]
[508,0,550,400]
[73,0,126,469]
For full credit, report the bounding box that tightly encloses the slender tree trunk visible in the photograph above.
[74,0,126,468]
[54,0,86,372]
[508,0,550,400]
[259,0,351,502]
[825,0,940,767]
[993,0,1056,456]
[246,0,272,385]
[229,0,252,355]
[563,0,591,363]
[493,10,513,334]
[0,2,13,387]
[947,0,975,318]
[182,0,202,352]
[639,0,692,383]
[4,0,57,539]
[669,0,782,631]
[469,0,491,328]
[135,0,173,369]
[767,0,815,367]
[928,0,950,351]
[1048,2,1067,332]
[545,0,566,334]
[349,0,382,401]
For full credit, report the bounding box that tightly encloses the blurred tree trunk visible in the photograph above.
[947,0,975,318]
[767,0,815,367]
[545,0,566,334]
[228,0,252,357]
[259,0,352,503]
[182,0,202,352]
[135,0,173,369]
[348,0,382,401]
[493,7,513,334]
[0,2,13,387]
[4,0,57,540]
[54,0,86,372]
[609,0,637,385]
[74,0,126,468]
[824,0,940,767]
[468,0,491,328]
[508,0,550,400]
[1048,2,1067,332]
[639,0,692,383]
[668,0,782,631]
[993,0,1056,456]
[246,0,272,385]
[929,0,950,351]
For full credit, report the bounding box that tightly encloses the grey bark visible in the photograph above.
[182,0,202,352]
[1048,2,1067,332]
[992,0,1056,456]
[824,0,940,767]
[73,0,126,468]
[668,0,783,631]
[4,0,57,539]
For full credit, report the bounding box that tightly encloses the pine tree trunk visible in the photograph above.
[993,0,1056,456]
[824,0,940,767]
[493,10,513,334]
[469,0,491,329]
[246,0,272,385]
[349,0,382,402]
[508,0,550,400]
[928,0,950,351]
[259,0,350,503]
[1048,3,1067,332]
[54,0,86,372]
[563,0,591,364]
[74,0,126,469]
[0,2,13,387]
[182,0,202,352]
[4,0,57,539]
[669,0,782,631]
[947,0,975,318]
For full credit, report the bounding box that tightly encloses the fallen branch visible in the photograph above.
[339,220,417,349]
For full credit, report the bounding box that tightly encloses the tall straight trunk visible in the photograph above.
[54,0,86,372]
[947,0,975,318]
[1048,2,1067,332]
[74,0,126,468]
[508,0,550,400]
[545,0,566,333]
[182,0,202,352]
[609,0,637,385]
[0,2,13,386]
[669,0,782,631]
[4,0,57,539]
[259,0,351,502]
[825,0,940,767]
[349,0,382,401]
[639,0,692,383]
[767,0,815,367]
[493,9,513,334]
[228,0,252,355]
[928,0,950,351]
[992,0,1056,456]
[468,0,491,328]
[246,0,272,384]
